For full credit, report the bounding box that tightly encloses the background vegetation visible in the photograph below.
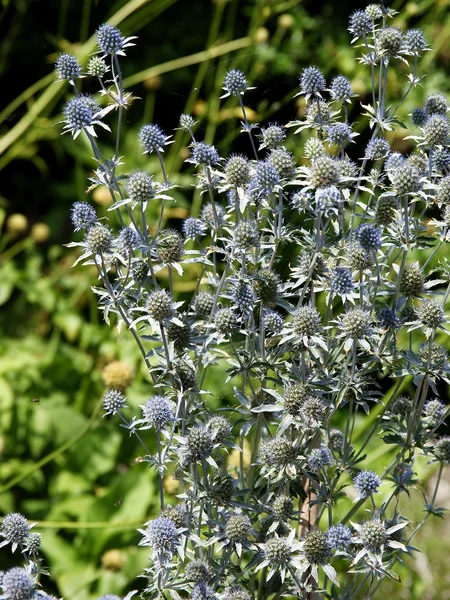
[1,0,450,598]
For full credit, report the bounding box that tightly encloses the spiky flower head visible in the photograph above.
[207,416,232,444]
[167,320,191,353]
[233,220,259,249]
[345,242,374,271]
[253,269,280,306]
[307,446,333,471]
[117,227,140,253]
[223,69,247,96]
[191,584,217,600]
[298,251,327,279]
[260,124,286,149]
[422,114,449,146]
[179,114,195,131]
[425,93,448,117]
[436,176,450,205]
[341,309,371,338]
[400,262,423,297]
[254,160,280,194]
[201,203,225,229]
[139,123,168,154]
[348,10,372,38]
[194,292,214,316]
[297,399,325,430]
[304,137,325,159]
[85,223,113,255]
[325,524,352,551]
[420,342,448,366]
[185,560,211,584]
[102,361,134,391]
[232,280,255,315]
[222,586,250,600]
[272,495,294,521]
[409,152,428,173]
[263,310,283,334]
[55,53,81,81]
[303,530,332,564]
[377,27,403,57]
[147,290,173,321]
[1,567,35,600]
[225,513,251,543]
[214,307,239,335]
[160,504,188,529]
[330,266,354,295]
[268,148,296,179]
[284,383,309,416]
[411,107,428,127]
[417,299,445,328]
[260,437,295,468]
[126,171,156,202]
[423,398,446,426]
[390,396,413,419]
[131,260,148,283]
[403,29,428,54]
[176,363,197,391]
[433,147,450,172]
[365,137,390,160]
[87,56,108,77]
[375,195,398,226]
[191,142,220,166]
[96,24,125,55]
[309,155,340,188]
[385,152,406,172]
[141,395,174,430]
[1,513,29,551]
[71,201,97,231]
[63,95,97,136]
[328,429,344,453]
[306,100,332,124]
[377,307,400,329]
[434,437,450,464]
[365,4,383,20]
[354,470,381,498]
[187,426,213,461]
[299,66,326,95]
[23,532,41,555]
[356,519,387,553]
[157,229,184,264]
[263,537,292,568]
[326,123,354,148]
[292,305,321,338]
[103,389,126,416]
[143,516,179,551]
[330,75,353,101]
[225,155,250,186]
[390,164,422,195]
[183,217,206,239]
[355,224,382,252]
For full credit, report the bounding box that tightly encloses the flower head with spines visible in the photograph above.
[55,53,82,82]
[103,389,127,416]
[96,23,136,57]
[126,170,156,203]
[325,524,352,551]
[0,513,31,552]
[222,69,248,97]
[183,217,206,239]
[71,202,97,232]
[330,75,353,102]
[259,124,286,149]
[191,142,220,167]
[1,567,35,600]
[299,66,326,98]
[354,470,381,499]
[348,10,372,40]
[139,395,174,431]
[139,123,172,154]
[62,95,108,139]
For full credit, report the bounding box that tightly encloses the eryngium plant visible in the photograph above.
[5,7,450,600]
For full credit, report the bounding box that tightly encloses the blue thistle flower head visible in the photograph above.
[55,53,82,81]
[63,96,96,137]
[139,124,169,154]
[331,267,354,295]
[232,280,255,316]
[117,227,140,252]
[1,567,35,600]
[299,66,326,96]
[223,69,247,96]
[254,161,280,194]
[183,217,206,239]
[71,202,97,232]
[378,307,400,329]
[365,137,390,160]
[326,123,354,148]
[330,75,353,102]
[191,142,220,166]
[142,516,180,551]
[1,513,29,551]
[307,446,333,471]
[354,470,381,498]
[403,29,428,55]
[263,310,283,335]
[103,389,127,416]
[348,10,372,39]
[423,398,446,426]
[355,223,382,252]
[325,524,352,551]
[141,395,174,430]
[96,24,125,55]
[411,107,428,127]
[385,152,406,172]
